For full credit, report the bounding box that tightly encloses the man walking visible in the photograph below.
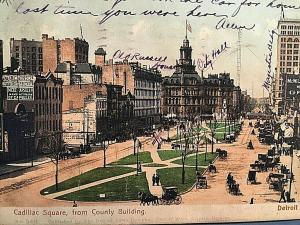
[156,174,160,186]
[279,189,286,203]
[152,174,156,186]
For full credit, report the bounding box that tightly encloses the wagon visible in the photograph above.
[196,176,207,189]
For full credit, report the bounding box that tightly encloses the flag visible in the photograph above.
[187,21,192,33]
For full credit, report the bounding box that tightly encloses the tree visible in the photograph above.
[39,133,62,191]
[182,132,192,184]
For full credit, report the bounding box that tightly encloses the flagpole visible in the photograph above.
[186,20,187,39]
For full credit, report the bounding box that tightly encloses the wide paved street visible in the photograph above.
[0,120,298,206]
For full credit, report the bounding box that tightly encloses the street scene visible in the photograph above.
[0,0,300,224]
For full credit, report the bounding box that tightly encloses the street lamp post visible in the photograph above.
[195,124,199,171]
[136,138,140,175]
[205,130,208,161]
[181,133,188,184]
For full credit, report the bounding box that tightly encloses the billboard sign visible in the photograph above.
[2,75,35,101]
[0,113,2,151]
[283,74,300,99]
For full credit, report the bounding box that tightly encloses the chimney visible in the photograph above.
[42,34,48,40]
[95,48,106,66]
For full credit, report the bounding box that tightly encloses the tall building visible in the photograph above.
[42,34,89,73]
[274,19,300,115]
[162,36,238,119]
[0,40,3,113]
[100,51,162,132]
[34,72,63,153]
[9,38,43,74]
[0,39,3,74]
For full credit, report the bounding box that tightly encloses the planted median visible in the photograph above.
[41,167,136,195]
[57,172,150,202]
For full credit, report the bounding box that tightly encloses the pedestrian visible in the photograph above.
[152,174,156,186]
[279,189,286,203]
[80,144,84,154]
[250,198,254,204]
[156,174,160,186]
[138,162,142,172]
[73,200,77,207]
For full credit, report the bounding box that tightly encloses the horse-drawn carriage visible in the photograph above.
[225,134,235,143]
[266,173,286,191]
[196,176,207,189]
[160,186,182,205]
[216,148,227,159]
[138,186,182,206]
[59,145,81,160]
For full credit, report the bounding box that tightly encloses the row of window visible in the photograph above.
[135,99,158,108]
[36,103,62,116]
[15,46,42,53]
[279,68,298,73]
[165,98,219,105]
[135,108,159,117]
[280,61,299,67]
[134,89,157,97]
[281,38,299,42]
[35,86,62,100]
[280,50,299,54]
[280,56,299,60]
[135,80,160,89]
[36,119,62,132]
[280,43,299,48]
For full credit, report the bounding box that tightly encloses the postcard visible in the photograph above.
[0,0,300,224]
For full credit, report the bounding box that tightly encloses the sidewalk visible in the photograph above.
[0,157,52,176]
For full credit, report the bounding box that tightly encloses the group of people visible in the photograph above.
[152,174,160,186]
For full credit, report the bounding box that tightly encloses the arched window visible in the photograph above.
[294,38,299,42]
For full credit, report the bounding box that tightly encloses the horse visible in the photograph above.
[138,192,159,206]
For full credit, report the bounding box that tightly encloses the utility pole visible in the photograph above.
[237,29,242,87]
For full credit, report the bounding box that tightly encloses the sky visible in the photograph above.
[1,0,300,98]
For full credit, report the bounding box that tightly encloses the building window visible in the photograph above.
[69,101,74,110]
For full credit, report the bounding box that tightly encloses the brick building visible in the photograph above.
[34,72,63,152]
[42,34,89,73]
[62,84,106,145]
[97,84,134,141]
[10,38,43,74]
[97,49,162,131]
[62,84,106,111]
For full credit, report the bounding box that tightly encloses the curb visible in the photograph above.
[0,159,52,177]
